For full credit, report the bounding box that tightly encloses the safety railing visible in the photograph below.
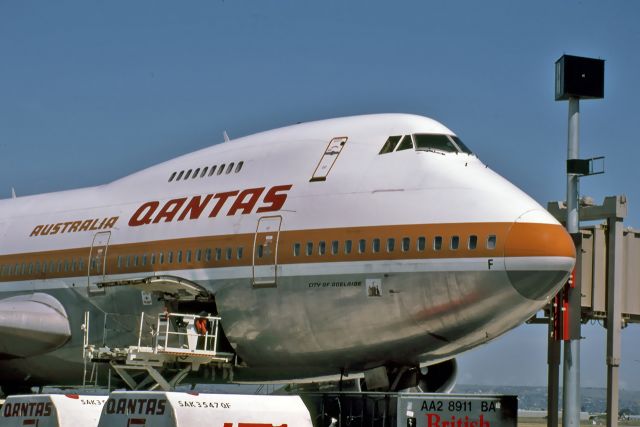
[135,312,223,357]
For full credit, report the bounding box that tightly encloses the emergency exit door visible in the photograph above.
[310,137,348,182]
[87,231,111,296]
[252,216,282,287]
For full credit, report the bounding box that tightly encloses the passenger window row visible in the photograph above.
[0,234,497,278]
[0,245,246,278]
[116,246,245,269]
[168,161,244,183]
[292,234,497,256]
[0,258,87,277]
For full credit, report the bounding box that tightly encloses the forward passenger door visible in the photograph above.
[252,216,282,288]
[87,231,111,296]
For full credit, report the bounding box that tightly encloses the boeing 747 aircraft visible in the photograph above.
[0,114,575,395]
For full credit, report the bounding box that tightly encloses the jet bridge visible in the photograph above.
[83,311,235,392]
[535,195,640,427]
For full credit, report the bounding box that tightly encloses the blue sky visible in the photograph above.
[1,1,639,388]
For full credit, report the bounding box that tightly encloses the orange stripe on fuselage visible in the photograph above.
[0,222,573,282]
[504,222,575,258]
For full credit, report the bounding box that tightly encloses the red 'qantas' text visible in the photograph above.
[128,185,293,227]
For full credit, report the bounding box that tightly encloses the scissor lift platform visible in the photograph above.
[84,312,235,391]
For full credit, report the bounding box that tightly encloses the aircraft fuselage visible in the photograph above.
[0,114,575,388]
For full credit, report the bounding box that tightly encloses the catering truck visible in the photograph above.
[0,393,106,427]
[96,391,312,427]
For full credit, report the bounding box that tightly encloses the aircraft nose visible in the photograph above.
[504,210,576,300]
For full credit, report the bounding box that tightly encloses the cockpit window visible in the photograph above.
[396,134,413,151]
[379,136,401,154]
[379,133,474,156]
[413,134,458,153]
[451,136,473,154]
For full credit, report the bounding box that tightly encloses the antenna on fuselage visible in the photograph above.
[11,187,16,199]
[223,131,230,142]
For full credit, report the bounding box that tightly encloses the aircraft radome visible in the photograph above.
[0,113,575,395]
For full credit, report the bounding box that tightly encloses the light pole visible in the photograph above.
[554,54,605,427]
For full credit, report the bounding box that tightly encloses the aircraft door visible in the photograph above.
[87,231,111,296]
[310,137,348,182]
[252,216,282,288]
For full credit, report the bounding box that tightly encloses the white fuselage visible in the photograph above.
[0,114,575,386]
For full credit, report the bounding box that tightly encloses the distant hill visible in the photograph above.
[454,384,640,415]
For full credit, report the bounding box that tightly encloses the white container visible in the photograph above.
[97,391,312,427]
[0,394,107,427]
